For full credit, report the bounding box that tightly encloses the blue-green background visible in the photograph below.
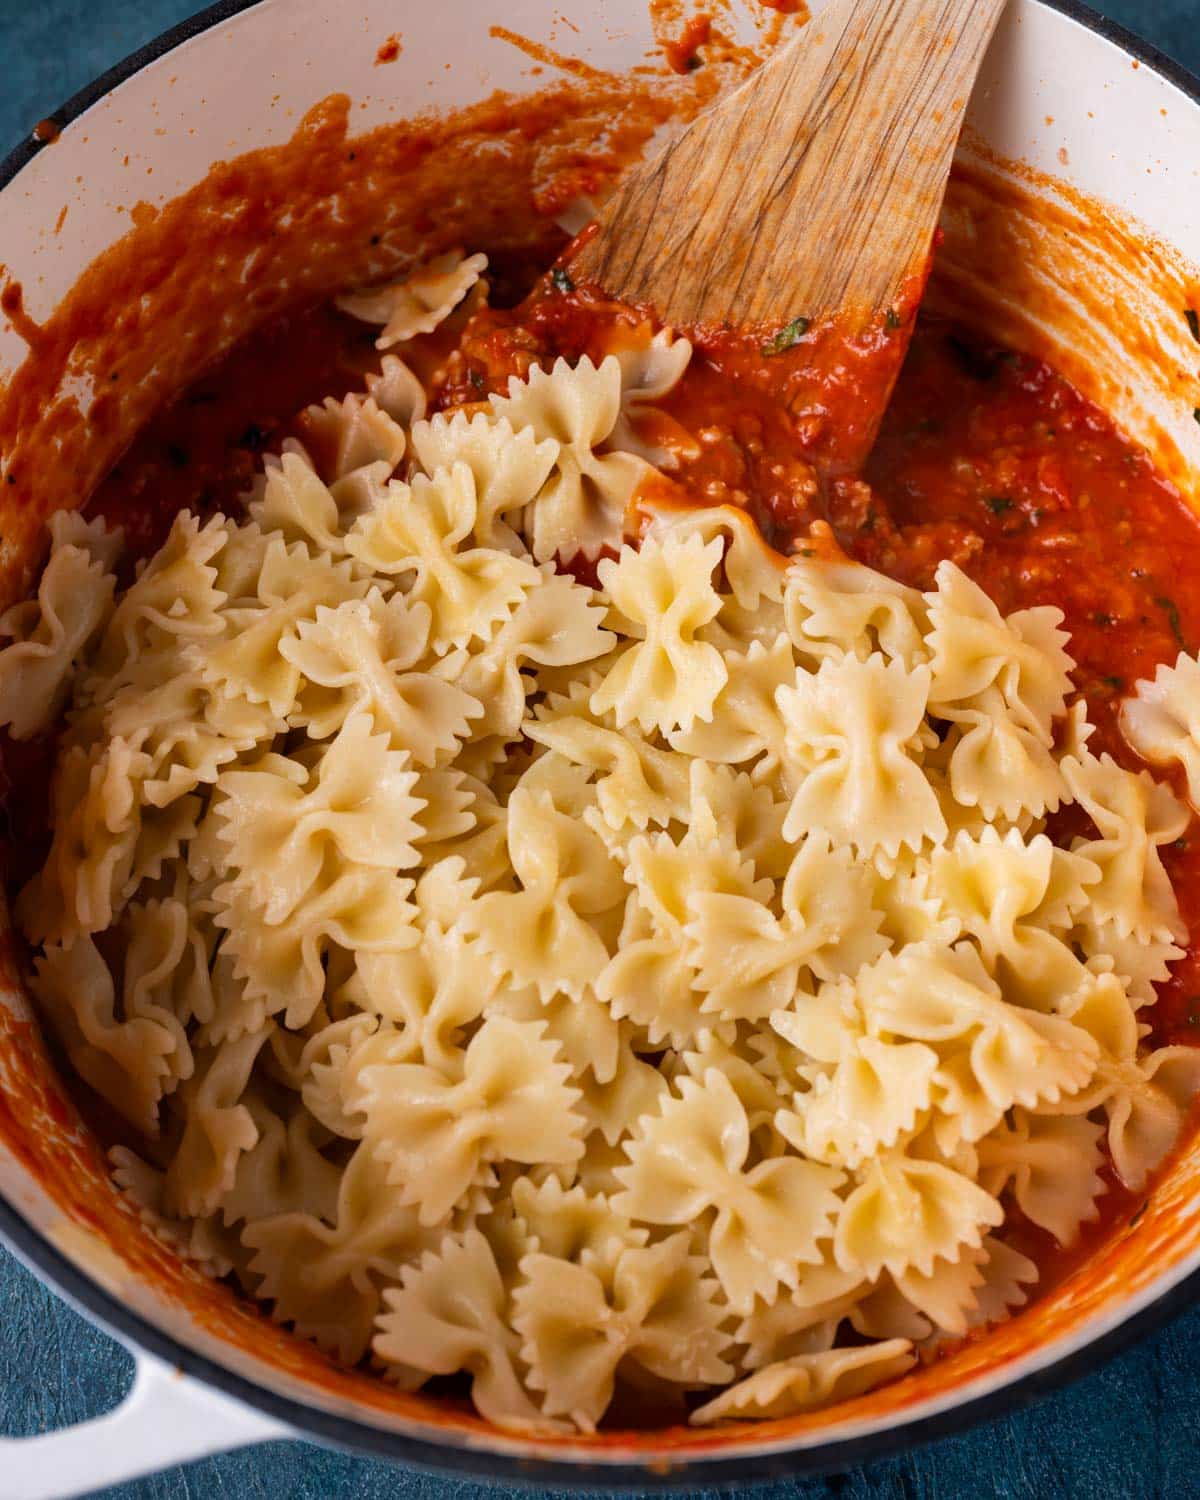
[1,1,1199,1495]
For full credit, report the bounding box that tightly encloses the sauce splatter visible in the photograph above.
[665,14,713,72]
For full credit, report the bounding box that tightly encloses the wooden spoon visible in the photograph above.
[570,0,1007,461]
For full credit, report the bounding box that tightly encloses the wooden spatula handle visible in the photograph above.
[573,0,1007,331]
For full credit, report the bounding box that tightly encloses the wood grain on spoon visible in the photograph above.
[571,0,1007,335]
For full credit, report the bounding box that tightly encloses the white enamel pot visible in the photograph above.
[1,2,1200,1496]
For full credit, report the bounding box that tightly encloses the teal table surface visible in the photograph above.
[2,0,1200,1495]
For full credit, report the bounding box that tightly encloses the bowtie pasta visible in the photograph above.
[3,250,1200,1434]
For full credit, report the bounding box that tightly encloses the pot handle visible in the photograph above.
[0,1351,292,1500]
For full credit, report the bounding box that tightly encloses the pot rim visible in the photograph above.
[2,0,1200,1486]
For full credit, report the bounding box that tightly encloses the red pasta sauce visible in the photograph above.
[20,248,1200,1317]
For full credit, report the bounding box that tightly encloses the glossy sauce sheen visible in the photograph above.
[54,263,1200,1315]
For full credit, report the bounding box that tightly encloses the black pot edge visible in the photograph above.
[3,0,1200,1487]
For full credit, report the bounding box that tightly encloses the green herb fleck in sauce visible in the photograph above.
[762,316,811,357]
[1155,594,1186,647]
[551,267,575,294]
[1187,308,1200,343]
[984,496,1015,516]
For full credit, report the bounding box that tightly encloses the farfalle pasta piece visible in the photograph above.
[976,1109,1106,1247]
[123,891,216,1037]
[888,1249,989,1338]
[416,777,510,892]
[1073,915,1183,1007]
[410,410,558,554]
[964,1235,1039,1332]
[162,1025,273,1218]
[685,834,886,1022]
[934,687,1067,823]
[777,652,946,858]
[31,934,183,1136]
[592,532,727,735]
[345,1015,584,1224]
[375,1228,556,1432]
[855,942,1100,1140]
[678,1032,791,1154]
[366,352,428,425]
[1057,970,1200,1188]
[642,501,785,611]
[249,450,357,558]
[734,1261,867,1370]
[927,828,1096,1009]
[50,509,125,570]
[282,593,482,763]
[670,636,794,783]
[690,1341,915,1425]
[526,709,691,833]
[605,326,698,470]
[110,1146,245,1280]
[440,566,613,740]
[513,1232,731,1431]
[490,356,650,562]
[510,1175,645,1267]
[90,513,227,694]
[214,714,423,923]
[572,1037,668,1147]
[291,1013,380,1139]
[472,785,624,1000]
[926,559,1073,741]
[846,1276,935,1343]
[614,1069,844,1312]
[337,250,488,347]
[835,1152,1004,1280]
[198,948,273,1047]
[1120,652,1200,808]
[868,850,957,949]
[1063,751,1188,943]
[215,863,419,1031]
[783,555,928,669]
[408,768,477,848]
[598,831,768,1046]
[284,390,408,524]
[18,742,141,944]
[700,595,789,659]
[686,762,791,880]
[219,1097,343,1228]
[778,1036,939,1171]
[347,465,538,652]
[18,739,200,946]
[97,667,285,809]
[492,984,623,1088]
[245,1141,441,1365]
[0,511,120,737]
[348,926,499,1073]
[198,537,369,716]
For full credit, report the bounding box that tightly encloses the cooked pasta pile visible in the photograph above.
[3,252,1200,1432]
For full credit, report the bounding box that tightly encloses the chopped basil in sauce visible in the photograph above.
[762,316,811,356]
